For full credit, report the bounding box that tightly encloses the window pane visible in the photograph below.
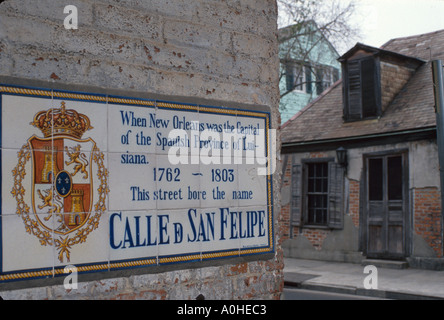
[315,178,323,192]
[313,208,327,225]
[388,156,403,201]
[307,194,328,225]
[308,194,315,208]
[369,158,383,201]
[306,162,329,225]
[295,66,305,91]
[317,209,327,224]
[316,195,321,208]
[322,209,327,224]
[322,163,328,177]
[286,64,305,91]
[308,163,315,176]
[308,209,315,224]
[320,164,326,178]
[308,178,314,192]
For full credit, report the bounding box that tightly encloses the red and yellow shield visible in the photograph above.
[30,135,95,235]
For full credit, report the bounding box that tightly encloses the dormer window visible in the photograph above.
[342,56,381,121]
[339,43,424,123]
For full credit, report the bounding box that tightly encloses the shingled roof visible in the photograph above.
[281,29,444,148]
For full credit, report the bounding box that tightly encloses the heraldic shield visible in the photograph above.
[29,136,95,235]
[11,101,109,263]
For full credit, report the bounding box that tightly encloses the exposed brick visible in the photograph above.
[229,263,249,276]
[414,187,443,257]
[349,179,360,228]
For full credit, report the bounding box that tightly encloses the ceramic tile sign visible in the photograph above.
[0,84,274,282]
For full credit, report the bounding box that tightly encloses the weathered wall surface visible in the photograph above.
[0,0,279,107]
[282,140,442,267]
[0,0,282,299]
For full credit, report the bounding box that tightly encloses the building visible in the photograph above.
[279,21,341,123]
[281,29,444,270]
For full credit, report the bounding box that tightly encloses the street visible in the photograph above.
[282,287,385,300]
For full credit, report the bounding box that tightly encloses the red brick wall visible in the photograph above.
[281,155,292,241]
[0,260,285,300]
[414,187,443,258]
[292,228,330,250]
[349,179,360,228]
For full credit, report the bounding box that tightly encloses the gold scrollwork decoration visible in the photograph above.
[11,143,109,263]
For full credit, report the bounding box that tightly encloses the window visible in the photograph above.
[290,158,345,229]
[284,62,338,95]
[388,156,403,201]
[306,162,329,225]
[368,158,383,201]
[316,67,340,95]
[285,63,305,92]
[342,57,381,121]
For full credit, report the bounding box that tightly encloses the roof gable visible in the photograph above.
[338,43,425,68]
[278,21,340,62]
[281,31,442,147]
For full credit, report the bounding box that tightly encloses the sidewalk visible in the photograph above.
[284,258,444,300]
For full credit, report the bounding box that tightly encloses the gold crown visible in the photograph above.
[31,102,92,139]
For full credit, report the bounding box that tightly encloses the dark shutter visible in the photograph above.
[316,68,324,95]
[344,57,380,121]
[291,163,302,227]
[305,64,312,94]
[346,60,362,120]
[285,64,294,92]
[361,58,377,117]
[327,162,344,229]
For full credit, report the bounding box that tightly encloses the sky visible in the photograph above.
[278,0,444,55]
[351,0,444,49]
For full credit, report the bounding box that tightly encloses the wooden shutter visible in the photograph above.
[305,64,312,94]
[344,57,380,121]
[346,60,362,120]
[361,58,378,118]
[285,64,294,92]
[328,162,344,229]
[316,68,325,95]
[291,163,302,227]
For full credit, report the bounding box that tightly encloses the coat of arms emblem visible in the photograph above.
[11,102,109,263]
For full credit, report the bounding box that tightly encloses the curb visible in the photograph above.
[284,275,444,300]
